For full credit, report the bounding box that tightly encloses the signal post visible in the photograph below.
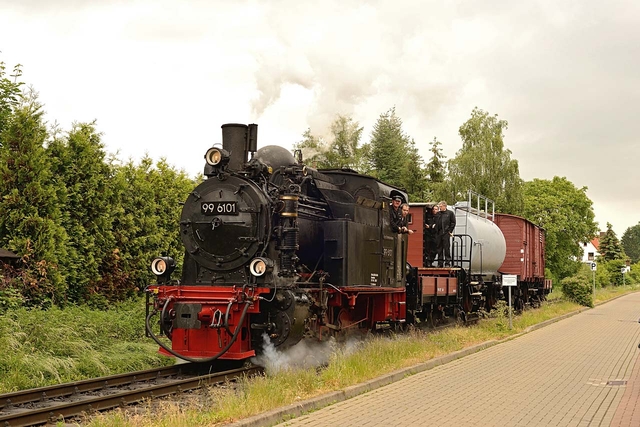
[502,274,517,329]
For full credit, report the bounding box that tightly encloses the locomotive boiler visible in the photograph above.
[146,123,409,363]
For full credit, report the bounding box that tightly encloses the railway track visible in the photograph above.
[0,364,263,426]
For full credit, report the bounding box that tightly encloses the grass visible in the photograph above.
[1,284,635,425]
[84,284,640,427]
[593,284,637,304]
[0,297,173,393]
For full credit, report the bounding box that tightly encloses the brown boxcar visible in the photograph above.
[493,213,552,298]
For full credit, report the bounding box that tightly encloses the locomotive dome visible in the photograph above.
[253,145,297,171]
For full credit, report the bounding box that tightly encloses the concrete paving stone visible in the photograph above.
[227,293,640,427]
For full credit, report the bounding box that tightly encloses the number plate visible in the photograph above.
[201,202,238,215]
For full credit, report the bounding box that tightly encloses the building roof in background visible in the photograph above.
[591,238,600,251]
[0,248,19,259]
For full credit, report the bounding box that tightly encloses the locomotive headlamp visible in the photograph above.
[249,257,273,277]
[151,256,176,277]
[205,147,230,166]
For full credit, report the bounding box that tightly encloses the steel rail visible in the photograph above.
[0,365,194,409]
[0,366,262,426]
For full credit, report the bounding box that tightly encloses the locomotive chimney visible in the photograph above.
[221,123,249,171]
[247,123,258,155]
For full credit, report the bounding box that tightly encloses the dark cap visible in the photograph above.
[392,195,402,201]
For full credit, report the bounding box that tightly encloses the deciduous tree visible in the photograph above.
[522,177,598,280]
[295,115,369,173]
[622,223,640,264]
[448,107,523,214]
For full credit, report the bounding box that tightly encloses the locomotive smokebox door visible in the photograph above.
[179,175,270,273]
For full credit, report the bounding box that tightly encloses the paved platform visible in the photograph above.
[252,293,640,427]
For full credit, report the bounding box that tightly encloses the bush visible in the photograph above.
[0,285,24,313]
[603,259,627,286]
[561,275,593,307]
[627,263,640,284]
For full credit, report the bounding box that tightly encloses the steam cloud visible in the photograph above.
[251,333,364,373]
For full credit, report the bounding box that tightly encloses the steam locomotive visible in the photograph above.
[146,123,409,363]
[145,123,551,363]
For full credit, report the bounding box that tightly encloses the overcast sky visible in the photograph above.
[1,0,638,236]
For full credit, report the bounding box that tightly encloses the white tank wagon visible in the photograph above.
[452,200,506,282]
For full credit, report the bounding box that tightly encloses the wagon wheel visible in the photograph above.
[405,310,416,326]
[427,309,435,328]
[485,276,498,311]
[532,295,541,308]
[514,285,527,312]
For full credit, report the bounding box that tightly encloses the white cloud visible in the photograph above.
[1,0,638,236]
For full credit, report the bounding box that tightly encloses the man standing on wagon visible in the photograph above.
[424,204,439,266]
[436,201,456,267]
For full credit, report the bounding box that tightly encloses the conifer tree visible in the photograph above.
[0,61,23,136]
[599,222,624,262]
[47,122,117,302]
[368,107,407,188]
[425,137,446,183]
[425,137,448,202]
[0,91,68,305]
[402,139,428,202]
[368,107,427,201]
[111,157,195,295]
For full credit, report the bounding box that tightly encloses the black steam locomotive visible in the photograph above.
[146,123,410,362]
